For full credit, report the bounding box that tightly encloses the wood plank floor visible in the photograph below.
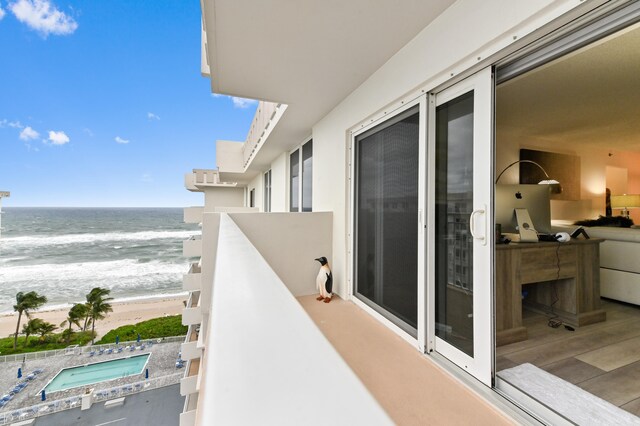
[497,299,640,416]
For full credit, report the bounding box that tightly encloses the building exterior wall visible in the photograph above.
[247,173,263,210]
[270,152,288,212]
[309,0,586,298]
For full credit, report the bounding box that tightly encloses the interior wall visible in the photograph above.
[495,135,640,223]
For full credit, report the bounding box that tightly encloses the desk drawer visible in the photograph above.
[519,246,576,283]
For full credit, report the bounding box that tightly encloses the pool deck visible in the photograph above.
[0,341,182,413]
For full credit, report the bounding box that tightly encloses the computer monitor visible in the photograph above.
[495,184,551,234]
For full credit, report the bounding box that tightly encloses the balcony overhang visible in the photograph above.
[202,0,456,171]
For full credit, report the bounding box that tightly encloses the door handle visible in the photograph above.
[469,206,487,245]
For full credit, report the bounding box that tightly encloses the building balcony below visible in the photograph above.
[184,169,239,193]
[181,325,201,361]
[182,262,202,292]
[182,235,202,258]
[182,291,202,327]
[180,373,198,397]
[183,206,204,224]
[179,392,199,426]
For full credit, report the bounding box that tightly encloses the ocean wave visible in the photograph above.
[0,230,200,248]
[0,259,186,283]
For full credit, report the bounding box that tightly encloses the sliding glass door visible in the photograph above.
[429,67,493,385]
[354,105,421,337]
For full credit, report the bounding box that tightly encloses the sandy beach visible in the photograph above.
[0,296,187,340]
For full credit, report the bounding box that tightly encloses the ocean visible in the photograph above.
[0,208,199,314]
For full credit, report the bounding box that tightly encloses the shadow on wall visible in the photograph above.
[228,212,333,297]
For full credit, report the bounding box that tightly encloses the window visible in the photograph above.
[289,139,313,212]
[264,170,271,212]
[249,188,255,208]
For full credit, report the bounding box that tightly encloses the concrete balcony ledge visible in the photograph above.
[183,263,202,292]
[184,169,239,193]
[181,341,202,361]
[182,294,202,326]
[183,235,202,258]
[180,375,198,396]
[183,206,204,224]
[197,214,391,425]
[179,409,197,426]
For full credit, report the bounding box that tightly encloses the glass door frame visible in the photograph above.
[426,66,494,386]
[348,96,428,351]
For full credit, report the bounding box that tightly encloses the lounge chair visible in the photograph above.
[140,344,145,350]
[129,346,135,352]
[26,373,35,380]
[105,348,113,354]
[98,349,104,355]
[33,368,43,374]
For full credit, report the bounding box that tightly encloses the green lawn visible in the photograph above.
[95,315,187,345]
[0,331,94,356]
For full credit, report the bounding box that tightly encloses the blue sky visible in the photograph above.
[0,0,256,207]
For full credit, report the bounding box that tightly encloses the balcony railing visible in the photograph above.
[182,291,202,326]
[183,262,202,292]
[184,169,238,192]
[184,206,204,224]
[195,213,391,424]
[183,235,202,258]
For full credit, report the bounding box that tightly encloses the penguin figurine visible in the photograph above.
[315,257,333,303]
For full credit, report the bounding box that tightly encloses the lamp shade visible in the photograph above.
[611,194,640,209]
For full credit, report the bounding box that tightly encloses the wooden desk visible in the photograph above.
[495,238,606,346]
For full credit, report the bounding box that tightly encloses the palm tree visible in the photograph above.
[13,291,47,349]
[86,287,113,344]
[22,318,44,347]
[83,287,111,331]
[61,304,88,342]
[36,321,57,341]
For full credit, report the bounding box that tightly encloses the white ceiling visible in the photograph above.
[202,0,457,177]
[497,23,640,153]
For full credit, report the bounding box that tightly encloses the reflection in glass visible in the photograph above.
[302,140,313,212]
[355,107,419,333]
[435,91,474,356]
[290,149,299,212]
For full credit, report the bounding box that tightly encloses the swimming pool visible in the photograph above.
[43,354,150,393]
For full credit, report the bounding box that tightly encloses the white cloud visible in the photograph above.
[231,97,258,109]
[147,112,160,121]
[5,120,23,128]
[83,128,93,137]
[0,6,6,20]
[19,126,39,141]
[9,0,78,37]
[141,173,153,183]
[47,130,69,145]
[114,136,129,144]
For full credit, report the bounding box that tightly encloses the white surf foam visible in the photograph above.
[0,230,200,248]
